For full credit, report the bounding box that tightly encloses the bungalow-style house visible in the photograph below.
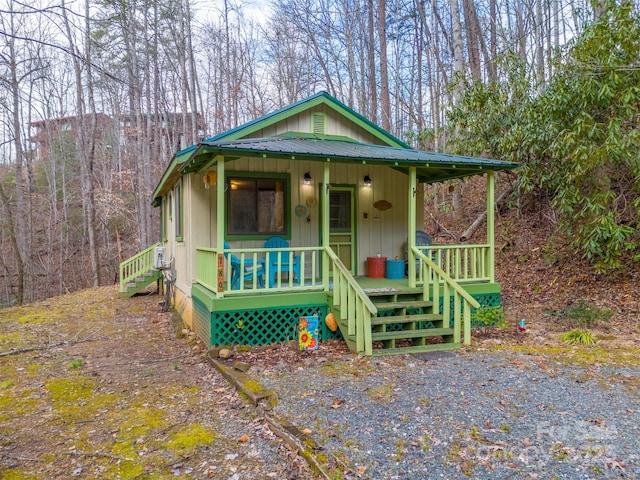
[119,92,518,356]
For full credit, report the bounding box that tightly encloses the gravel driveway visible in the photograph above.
[253,348,640,479]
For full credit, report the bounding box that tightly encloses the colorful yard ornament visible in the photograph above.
[299,316,319,351]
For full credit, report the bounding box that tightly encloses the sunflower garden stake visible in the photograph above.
[299,315,319,351]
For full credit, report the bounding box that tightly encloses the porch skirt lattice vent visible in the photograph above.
[210,305,342,346]
[469,292,502,327]
[194,296,213,345]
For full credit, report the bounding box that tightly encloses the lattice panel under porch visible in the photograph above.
[193,296,212,346]
[211,305,342,346]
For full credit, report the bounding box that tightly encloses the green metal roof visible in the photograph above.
[181,136,517,184]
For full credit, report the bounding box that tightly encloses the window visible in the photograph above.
[330,191,352,232]
[227,175,289,237]
[160,199,166,241]
[175,180,183,241]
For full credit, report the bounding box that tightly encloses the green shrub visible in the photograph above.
[562,300,613,329]
[472,306,506,331]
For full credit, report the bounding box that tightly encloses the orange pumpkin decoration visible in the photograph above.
[325,312,338,332]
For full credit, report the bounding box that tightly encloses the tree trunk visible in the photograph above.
[462,0,481,81]
[460,182,516,242]
[489,0,498,80]
[62,0,101,287]
[377,0,391,131]
[449,0,465,99]
[7,6,31,303]
[0,183,24,305]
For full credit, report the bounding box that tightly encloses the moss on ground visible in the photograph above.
[166,422,216,453]
[494,345,640,367]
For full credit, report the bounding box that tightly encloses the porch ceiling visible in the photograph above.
[181,136,518,183]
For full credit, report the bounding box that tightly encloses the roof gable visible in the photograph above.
[153,92,410,200]
[202,91,409,148]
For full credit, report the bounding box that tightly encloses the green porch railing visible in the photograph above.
[414,247,480,345]
[119,242,161,293]
[196,248,219,293]
[416,244,491,283]
[196,246,325,295]
[324,247,377,356]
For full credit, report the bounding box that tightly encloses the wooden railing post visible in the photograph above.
[324,246,377,355]
[414,247,480,347]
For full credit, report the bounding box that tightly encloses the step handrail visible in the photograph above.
[324,247,377,356]
[413,247,480,345]
[119,242,162,293]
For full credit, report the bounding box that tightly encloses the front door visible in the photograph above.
[328,187,356,273]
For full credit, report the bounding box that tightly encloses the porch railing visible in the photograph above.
[324,247,377,356]
[417,244,491,283]
[119,242,161,293]
[414,247,480,345]
[196,246,325,294]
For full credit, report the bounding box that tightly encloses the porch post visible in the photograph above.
[322,162,331,289]
[216,156,225,298]
[487,170,495,283]
[408,167,417,287]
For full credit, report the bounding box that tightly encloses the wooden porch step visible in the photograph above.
[120,270,162,298]
[371,327,454,341]
[371,342,461,356]
[373,300,433,311]
[365,288,423,297]
[371,313,442,326]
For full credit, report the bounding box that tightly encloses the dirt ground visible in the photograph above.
[0,287,317,479]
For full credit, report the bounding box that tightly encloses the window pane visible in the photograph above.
[175,180,183,238]
[228,176,287,235]
[330,191,351,232]
[228,179,257,234]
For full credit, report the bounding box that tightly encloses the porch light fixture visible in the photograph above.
[304,172,312,185]
[363,175,372,187]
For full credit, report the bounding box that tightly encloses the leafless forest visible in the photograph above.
[0,0,636,306]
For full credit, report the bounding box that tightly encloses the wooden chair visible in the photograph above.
[263,237,300,287]
[224,241,264,289]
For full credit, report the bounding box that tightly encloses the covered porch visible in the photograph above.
[192,157,500,355]
[193,230,500,356]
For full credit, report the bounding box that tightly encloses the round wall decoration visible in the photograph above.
[295,204,307,217]
[373,200,392,211]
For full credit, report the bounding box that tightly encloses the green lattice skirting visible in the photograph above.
[209,305,342,346]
